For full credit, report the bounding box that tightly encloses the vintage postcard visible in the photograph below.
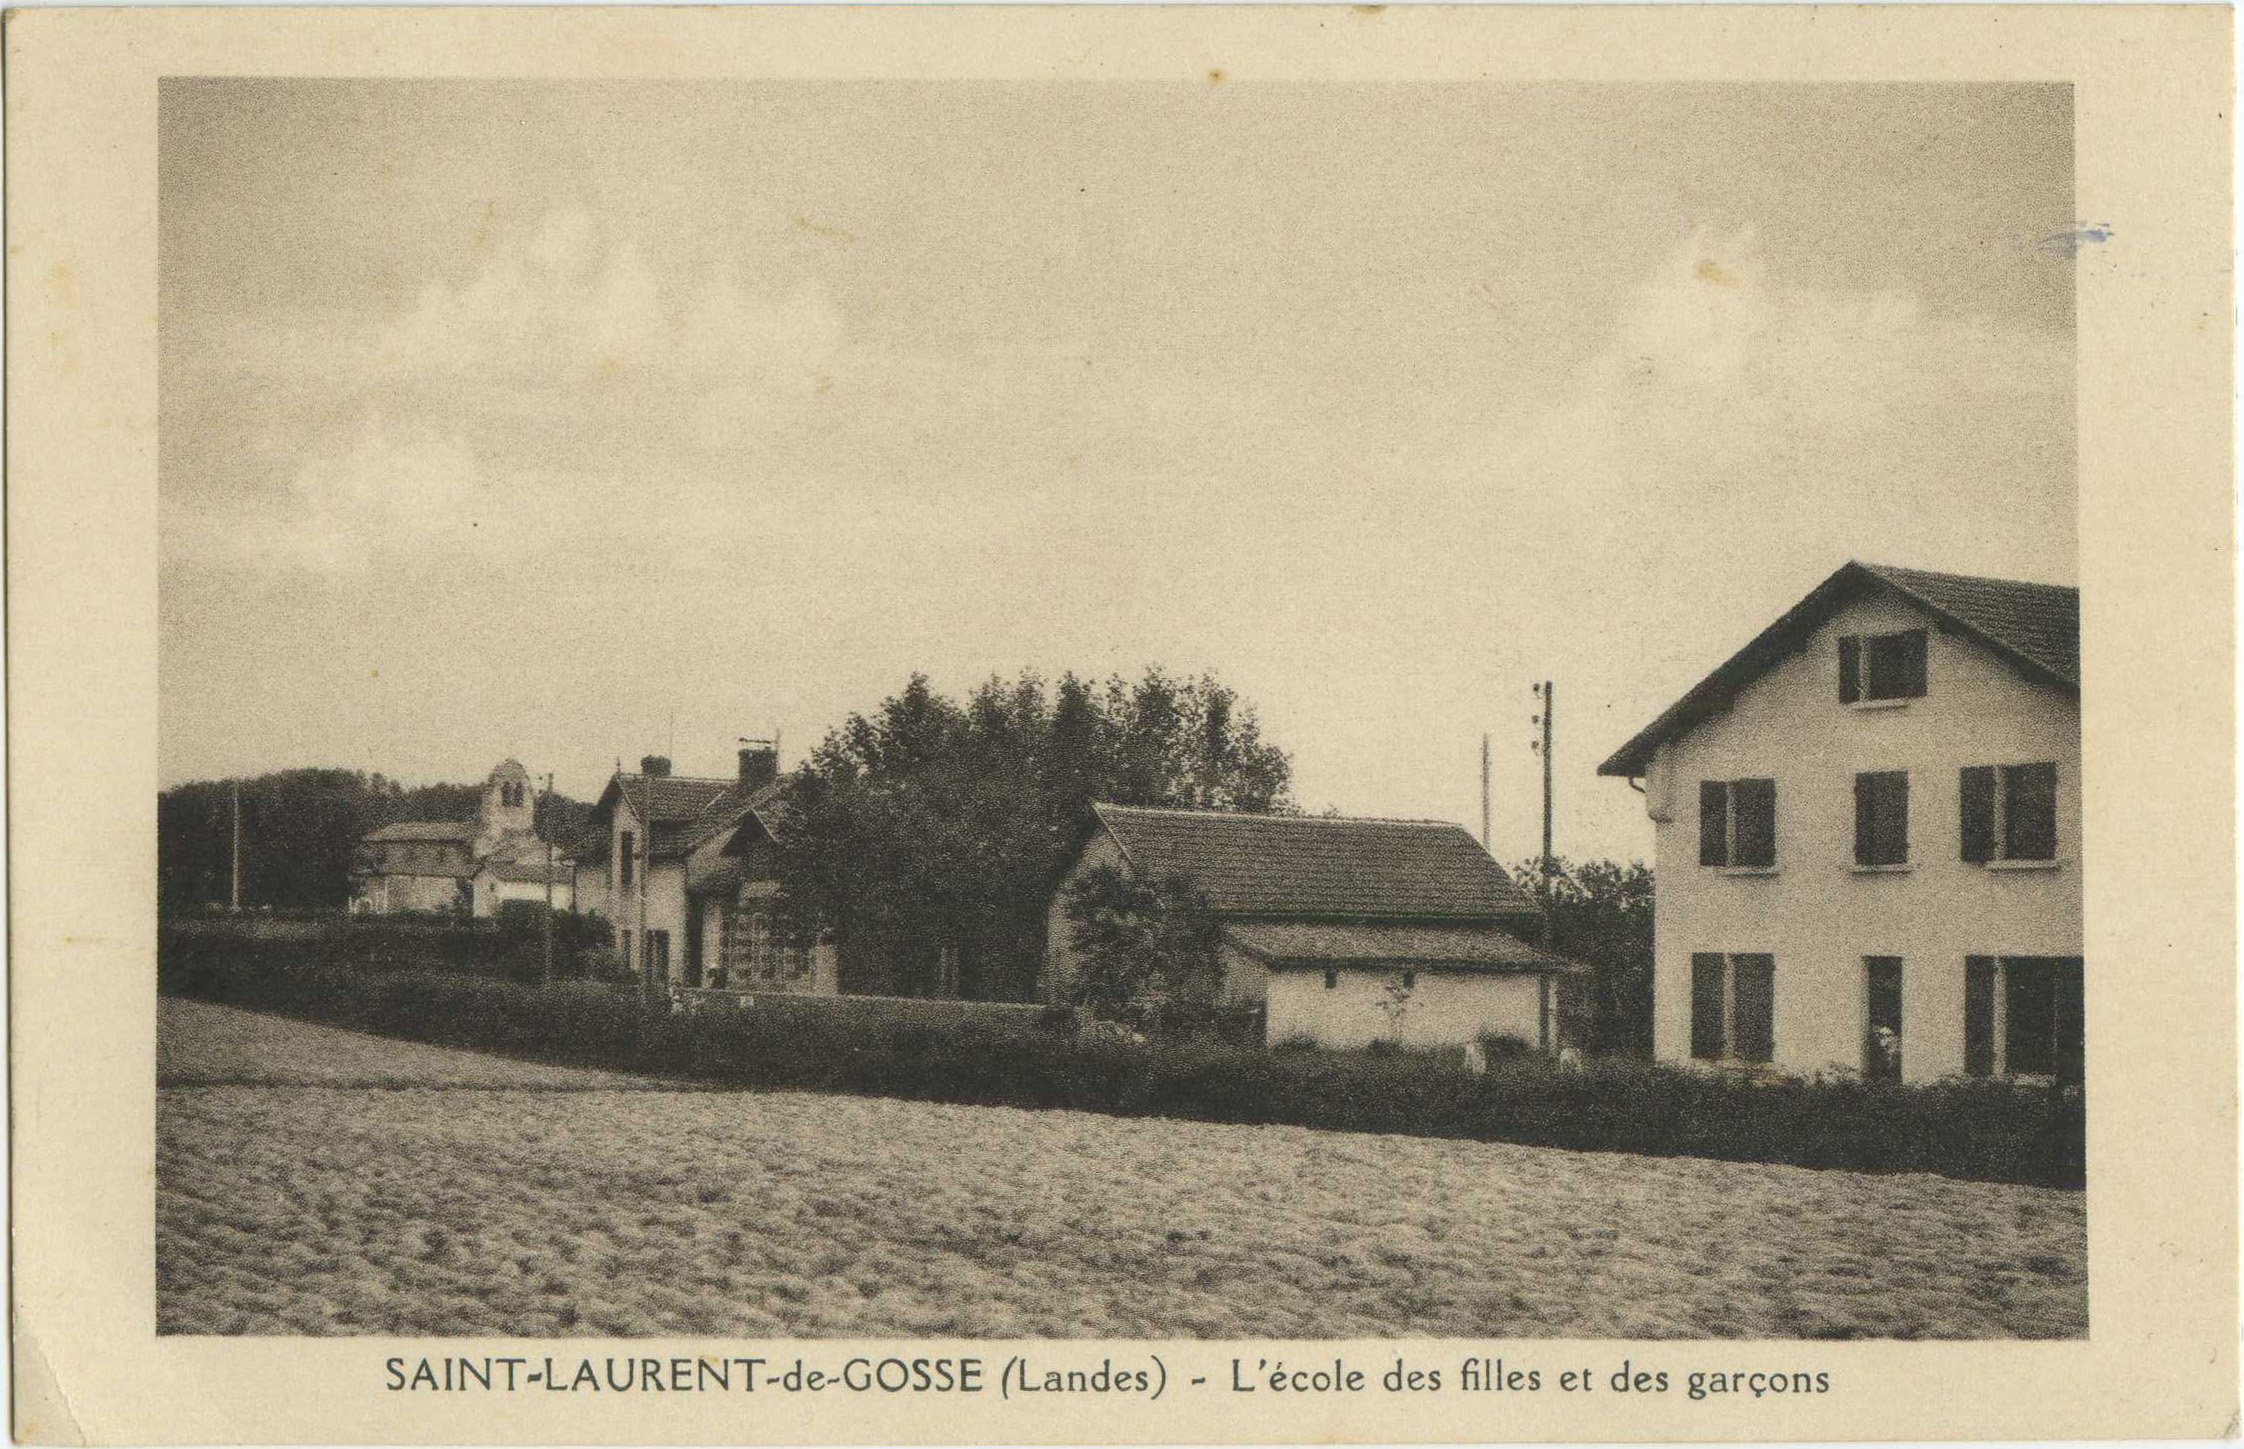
[8,4,2236,1443]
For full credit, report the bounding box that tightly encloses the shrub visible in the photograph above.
[161,958,2084,1189]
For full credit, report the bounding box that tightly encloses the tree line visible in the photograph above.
[157,769,592,913]
[156,666,1653,1053]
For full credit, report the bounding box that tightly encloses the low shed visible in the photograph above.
[1046,803,1581,1051]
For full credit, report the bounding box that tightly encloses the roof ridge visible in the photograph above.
[1856,559,2079,595]
[1093,801,1467,830]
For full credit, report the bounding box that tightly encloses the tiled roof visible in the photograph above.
[1224,920,1583,974]
[685,858,750,899]
[1091,803,1541,921]
[678,777,790,855]
[585,772,791,862]
[1859,562,2079,686]
[1598,561,2080,777]
[363,819,478,843]
[618,773,739,827]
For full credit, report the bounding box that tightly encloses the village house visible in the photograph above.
[682,791,842,996]
[570,743,837,995]
[352,758,571,915]
[1598,561,2081,1085]
[1044,803,1575,1050]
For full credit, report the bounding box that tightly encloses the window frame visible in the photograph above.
[1965,955,2084,1083]
[1840,628,1929,704]
[1699,777,1778,871]
[1963,762,2060,865]
[1688,951,1777,1067]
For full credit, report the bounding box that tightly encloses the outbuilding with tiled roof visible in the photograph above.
[1045,803,1578,1052]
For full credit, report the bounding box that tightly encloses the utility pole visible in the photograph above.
[1531,681,1554,948]
[539,772,555,988]
[640,797,654,1005]
[1480,733,1492,849]
[229,778,242,913]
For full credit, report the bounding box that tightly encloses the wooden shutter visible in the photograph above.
[1853,773,1876,864]
[1731,954,1776,1065]
[2005,958,2058,1076]
[1896,629,1928,697]
[1690,953,1726,1060]
[1960,765,1996,862]
[1963,955,1995,1077]
[2005,763,2058,861]
[1733,779,1776,868]
[1838,635,1861,703]
[1856,771,1908,866]
[2053,957,2085,1086]
[1699,781,1730,866]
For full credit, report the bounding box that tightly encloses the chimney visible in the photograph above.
[738,743,779,790]
[640,755,672,778]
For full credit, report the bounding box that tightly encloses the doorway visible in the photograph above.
[1864,957,1903,1080]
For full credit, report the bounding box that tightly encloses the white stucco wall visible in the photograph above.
[1266,966,1545,1050]
[571,862,610,922]
[599,795,694,979]
[1639,591,2081,1082]
[471,875,575,917]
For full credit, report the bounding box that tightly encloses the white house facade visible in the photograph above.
[1600,562,2082,1085]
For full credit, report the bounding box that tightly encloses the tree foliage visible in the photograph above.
[1060,863,1223,1021]
[775,666,1292,1000]
[1515,855,1655,1056]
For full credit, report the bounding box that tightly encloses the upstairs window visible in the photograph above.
[1961,763,2059,863]
[1698,778,1777,868]
[1839,629,1928,703]
[619,830,636,888]
[1854,770,1910,866]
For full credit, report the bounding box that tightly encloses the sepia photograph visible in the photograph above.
[147,73,2096,1344]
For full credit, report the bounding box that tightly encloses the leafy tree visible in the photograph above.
[774,666,1292,1000]
[1516,855,1655,1056]
[1060,864,1222,1021]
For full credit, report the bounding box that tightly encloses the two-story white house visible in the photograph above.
[1598,562,2081,1085]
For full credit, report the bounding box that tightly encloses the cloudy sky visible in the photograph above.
[159,80,2075,863]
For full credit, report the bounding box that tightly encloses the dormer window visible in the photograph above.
[1839,629,1927,704]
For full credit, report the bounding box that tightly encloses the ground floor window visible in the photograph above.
[722,905,809,985]
[1965,955,2083,1083]
[1689,952,1775,1065]
[644,929,670,983]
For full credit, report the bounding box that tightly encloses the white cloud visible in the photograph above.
[183,418,540,576]
[171,207,854,575]
[1432,226,2073,591]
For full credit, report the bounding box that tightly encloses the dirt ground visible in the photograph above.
[157,1000,2087,1338]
